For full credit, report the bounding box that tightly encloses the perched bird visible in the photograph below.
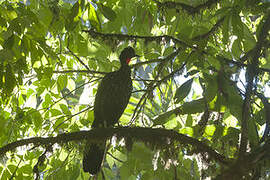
[83,47,137,174]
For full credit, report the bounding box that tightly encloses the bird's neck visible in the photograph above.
[119,64,131,76]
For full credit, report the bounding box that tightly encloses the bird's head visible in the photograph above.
[119,46,138,66]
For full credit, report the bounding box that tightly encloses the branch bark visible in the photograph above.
[0,127,230,166]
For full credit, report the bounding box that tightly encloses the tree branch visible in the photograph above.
[53,69,107,75]
[67,47,91,72]
[0,127,230,166]
[82,29,194,48]
[153,0,220,14]
[239,13,270,158]
[219,57,270,74]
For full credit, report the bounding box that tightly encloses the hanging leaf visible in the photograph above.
[98,4,116,21]
[181,98,205,114]
[4,64,16,95]
[88,3,101,31]
[153,110,175,126]
[174,78,193,103]
[57,75,67,93]
[59,104,71,116]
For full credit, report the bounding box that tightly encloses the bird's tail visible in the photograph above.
[83,142,106,174]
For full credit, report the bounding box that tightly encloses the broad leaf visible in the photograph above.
[174,78,193,103]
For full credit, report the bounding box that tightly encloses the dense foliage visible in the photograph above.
[0,0,270,179]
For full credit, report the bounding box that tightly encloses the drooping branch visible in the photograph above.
[153,0,220,14]
[0,127,230,166]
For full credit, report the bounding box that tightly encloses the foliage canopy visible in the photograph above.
[0,0,270,179]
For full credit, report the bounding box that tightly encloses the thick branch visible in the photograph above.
[0,127,230,166]
[216,138,270,179]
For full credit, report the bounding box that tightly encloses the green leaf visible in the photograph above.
[153,110,175,126]
[174,78,193,103]
[4,64,16,95]
[253,110,265,126]
[27,108,42,130]
[38,5,53,28]
[204,125,216,137]
[181,98,205,114]
[223,127,240,145]
[98,4,116,21]
[222,15,231,45]
[88,3,101,31]
[65,2,80,31]
[57,75,67,92]
[232,12,243,39]
[212,125,225,142]
[18,165,32,175]
[43,67,53,79]
[4,34,15,49]
[59,104,71,116]
[204,75,218,102]
[231,38,243,59]
[42,93,52,108]
[248,116,260,147]
[50,109,62,117]
[163,46,174,57]
[186,114,193,127]
[242,24,256,52]
[87,110,94,125]
[69,2,80,20]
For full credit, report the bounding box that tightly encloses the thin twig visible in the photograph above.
[67,47,91,72]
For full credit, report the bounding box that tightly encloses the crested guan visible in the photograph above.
[83,47,137,174]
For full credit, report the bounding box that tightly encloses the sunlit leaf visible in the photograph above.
[153,110,175,126]
[57,75,68,93]
[4,64,16,95]
[88,3,101,31]
[60,104,71,116]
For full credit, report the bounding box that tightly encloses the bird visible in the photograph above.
[83,47,137,175]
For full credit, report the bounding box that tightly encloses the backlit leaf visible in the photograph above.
[174,78,193,103]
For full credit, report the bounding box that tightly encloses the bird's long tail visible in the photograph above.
[83,142,106,174]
